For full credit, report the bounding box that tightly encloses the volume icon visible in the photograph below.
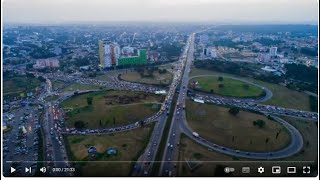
[40,167,46,173]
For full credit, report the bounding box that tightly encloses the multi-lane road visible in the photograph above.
[11,31,316,177]
[131,35,193,177]
[159,33,196,176]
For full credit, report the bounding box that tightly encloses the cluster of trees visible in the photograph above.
[161,44,182,58]
[255,38,283,46]
[285,64,318,84]
[74,120,86,129]
[29,46,56,59]
[135,67,155,78]
[135,66,168,77]
[253,119,266,128]
[309,96,318,112]
[86,97,93,106]
[195,60,318,94]
[300,47,318,57]
[228,107,240,116]
[158,68,168,74]
[285,64,318,93]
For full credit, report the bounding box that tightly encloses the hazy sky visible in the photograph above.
[2,0,319,24]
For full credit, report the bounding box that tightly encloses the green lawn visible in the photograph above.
[61,83,105,92]
[190,68,312,111]
[65,124,154,176]
[185,100,291,152]
[120,70,173,86]
[62,90,163,128]
[190,76,264,98]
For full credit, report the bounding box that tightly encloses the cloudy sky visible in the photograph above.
[2,0,319,24]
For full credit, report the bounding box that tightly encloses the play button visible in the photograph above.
[11,167,16,173]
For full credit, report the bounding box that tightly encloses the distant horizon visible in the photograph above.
[3,20,319,26]
[3,0,318,25]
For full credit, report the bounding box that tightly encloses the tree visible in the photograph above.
[86,97,93,106]
[139,120,145,127]
[38,76,46,82]
[218,76,224,81]
[218,83,224,88]
[228,107,240,116]
[113,117,116,125]
[210,89,214,94]
[253,119,266,128]
[74,121,86,129]
[265,137,269,144]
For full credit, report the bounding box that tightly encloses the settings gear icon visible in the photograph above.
[258,166,265,174]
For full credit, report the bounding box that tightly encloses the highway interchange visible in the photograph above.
[43,32,317,176]
[4,32,318,177]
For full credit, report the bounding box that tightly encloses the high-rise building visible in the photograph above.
[99,40,105,68]
[269,47,278,57]
[202,47,217,59]
[210,48,217,58]
[99,41,120,68]
[99,40,146,68]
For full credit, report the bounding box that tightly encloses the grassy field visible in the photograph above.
[190,76,264,98]
[61,83,105,92]
[190,68,312,111]
[177,135,236,177]
[178,116,318,177]
[185,100,290,152]
[62,90,163,128]
[44,95,60,102]
[66,125,154,176]
[281,117,318,162]
[3,76,41,97]
[95,70,124,81]
[52,80,66,90]
[120,70,173,86]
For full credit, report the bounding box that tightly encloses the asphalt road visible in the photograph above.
[159,33,196,176]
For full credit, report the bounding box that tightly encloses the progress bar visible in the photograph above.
[6,161,315,163]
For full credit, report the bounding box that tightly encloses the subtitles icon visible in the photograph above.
[242,167,250,174]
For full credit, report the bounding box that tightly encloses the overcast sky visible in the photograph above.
[2,0,319,24]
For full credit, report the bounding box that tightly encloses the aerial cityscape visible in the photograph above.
[1,0,319,178]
